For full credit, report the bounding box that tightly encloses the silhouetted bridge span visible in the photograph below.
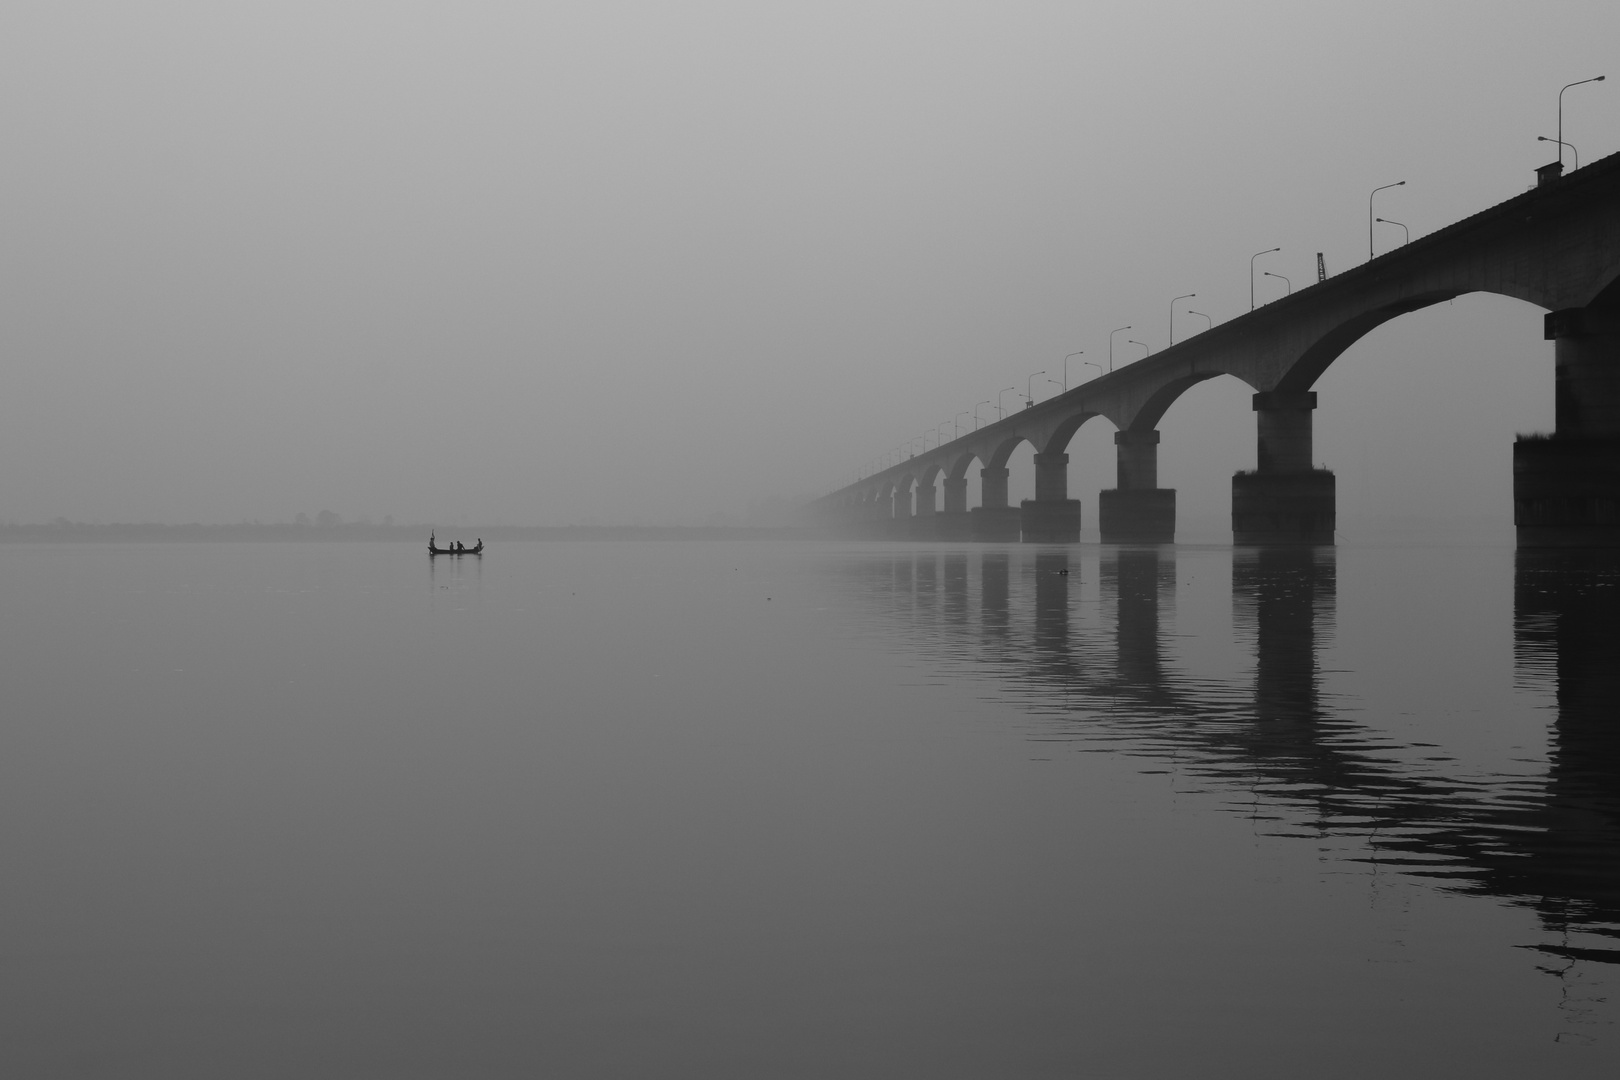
[815,154,1620,546]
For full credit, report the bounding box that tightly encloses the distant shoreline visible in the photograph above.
[0,522,825,543]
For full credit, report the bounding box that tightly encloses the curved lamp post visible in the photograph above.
[1169,293,1196,345]
[997,386,1017,420]
[1250,247,1280,310]
[1369,181,1405,259]
[974,401,991,430]
[1558,76,1606,171]
[1109,326,1132,372]
[938,422,951,445]
[1375,216,1409,245]
[1187,309,1213,331]
[1026,371,1046,407]
[955,411,971,439]
[1061,350,1084,392]
[1264,270,1291,295]
[1126,339,1150,362]
[1084,360,1103,381]
[1537,136,1579,171]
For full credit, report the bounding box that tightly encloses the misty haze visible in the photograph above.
[3,3,1620,1077]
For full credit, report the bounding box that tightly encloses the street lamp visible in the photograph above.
[997,386,1017,419]
[1250,247,1280,311]
[938,422,951,445]
[1369,181,1405,259]
[1187,309,1213,331]
[1109,326,1132,372]
[1558,76,1606,171]
[1375,217,1409,245]
[1084,361,1103,380]
[1061,350,1084,392]
[1026,371,1046,407]
[955,411,971,439]
[974,401,991,429]
[1126,339,1150,362]
[1263,270,1291,296]
[1046,379,1064,397]
[1169,293,1196,345]
[1537,136,1579,171]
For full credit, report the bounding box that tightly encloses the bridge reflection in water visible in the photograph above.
[836,543,1620,965]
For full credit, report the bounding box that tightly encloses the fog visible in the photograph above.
[1,1,1614,529]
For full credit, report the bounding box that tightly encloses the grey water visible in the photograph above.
[1,539,1617,1078]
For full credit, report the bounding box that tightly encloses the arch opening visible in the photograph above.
[1308,292,1553,541]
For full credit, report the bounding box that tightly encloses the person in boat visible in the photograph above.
[475,538,482,551]
[456,540,465,552]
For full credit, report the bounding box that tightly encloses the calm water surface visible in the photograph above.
[1,539,1617,1078]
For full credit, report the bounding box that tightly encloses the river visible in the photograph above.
[0,539,1615,1077]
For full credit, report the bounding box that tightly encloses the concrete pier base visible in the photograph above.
[1514,437,1620,546]
[1098,488,1176,544]
[1232,470,1336,545]
[1019,499,1081,543]
[933,511,975,541]
[1519,307,1620,547]
[970,506,1022,542]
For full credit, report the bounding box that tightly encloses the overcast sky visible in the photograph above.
[1,1,1615,530]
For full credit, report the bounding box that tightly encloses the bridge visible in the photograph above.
[814,153,1620,546]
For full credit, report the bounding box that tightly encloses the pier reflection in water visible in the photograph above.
[1513,551,1620,966]
[836,542,1620,978]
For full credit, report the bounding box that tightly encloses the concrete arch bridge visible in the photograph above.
[815,153,1620,546]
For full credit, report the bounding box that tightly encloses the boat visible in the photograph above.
[428,536,484,556]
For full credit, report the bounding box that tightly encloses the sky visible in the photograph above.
[1,1,1616,531]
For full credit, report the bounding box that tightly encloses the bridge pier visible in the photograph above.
[935,476,974,540]
[1232,391,1335,545]
[1099,430,1176,543]
[889,483,912,539]
[971,466,1022,541]
[1515,307,1620,547]
[1020,452,1082,543]
[909,479,939,538]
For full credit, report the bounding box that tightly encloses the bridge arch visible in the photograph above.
[1591,269,1620,311]
[1274,266,1619,397]
[1039,410,1105,455]
[945,451,981,481]
[1131,373,1255,433]
[985,435,1032,470]
[1279,290,1467,393]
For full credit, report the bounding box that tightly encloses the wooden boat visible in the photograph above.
[429,539,484,556]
